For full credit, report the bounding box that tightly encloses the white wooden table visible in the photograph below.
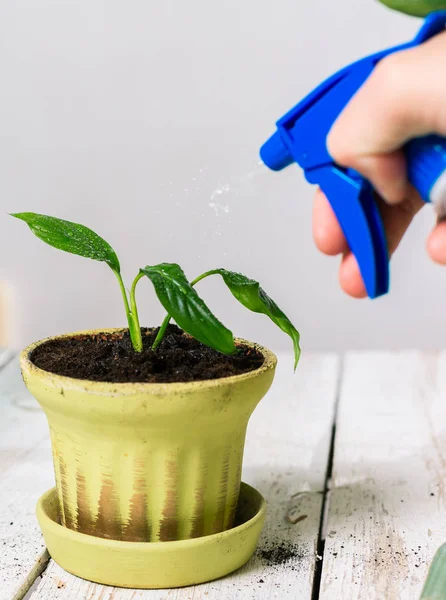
[1,349,445,600]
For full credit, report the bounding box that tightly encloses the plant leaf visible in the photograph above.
[11,212,120,273]
[210,269,301,369]
[140,263,236,354]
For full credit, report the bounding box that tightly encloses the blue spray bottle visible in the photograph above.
[260,11,446,299]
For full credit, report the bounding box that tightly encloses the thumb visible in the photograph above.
[327,31,446,205]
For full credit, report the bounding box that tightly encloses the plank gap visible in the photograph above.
[318,351,446,599]
[311,356,344,600]
[13,550,51,600]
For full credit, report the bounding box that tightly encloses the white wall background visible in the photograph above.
[0,1,442,353]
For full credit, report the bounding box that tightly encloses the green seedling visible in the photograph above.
[12,213,301,369]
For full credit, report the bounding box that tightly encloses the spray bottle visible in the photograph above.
[260,11,446,299]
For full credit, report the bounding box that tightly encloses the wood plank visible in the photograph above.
[320,351,446,600]
[0,356,54,600]
[29,353,340,599]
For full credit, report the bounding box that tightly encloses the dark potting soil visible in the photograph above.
[30,325,265,384]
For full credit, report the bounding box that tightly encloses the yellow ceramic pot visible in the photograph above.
[21,330,276,543]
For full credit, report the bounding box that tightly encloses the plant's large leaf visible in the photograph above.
[210,269,301,369]
[378,0,446,17]
[140,263,235,354]
[11,212,120,272]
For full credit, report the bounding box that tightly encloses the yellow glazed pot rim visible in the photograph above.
[21,328,277,396]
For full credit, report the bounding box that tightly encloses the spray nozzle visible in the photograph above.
[260,132,293,172]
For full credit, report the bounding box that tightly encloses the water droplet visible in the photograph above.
[209,201,230,217]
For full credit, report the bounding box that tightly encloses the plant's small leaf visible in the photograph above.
[11,212,120,273]
[211,269,301,369]
[140,263,236,355]
[420,543,446,599]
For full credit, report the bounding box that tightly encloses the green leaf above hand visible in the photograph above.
[140,263,236,355]
[11,212,120,273]
[207,269,301,369]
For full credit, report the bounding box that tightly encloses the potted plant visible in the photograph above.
[14,212,300,588]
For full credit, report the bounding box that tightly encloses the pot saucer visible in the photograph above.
[36,482,266,589]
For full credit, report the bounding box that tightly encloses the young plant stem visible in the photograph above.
[114,270,143,352]
[191,270,219,285]
[129,272,144,351]
[152,314,170,351]
[151,270,218,351]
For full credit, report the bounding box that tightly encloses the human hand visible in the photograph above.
[312,31,446,298]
